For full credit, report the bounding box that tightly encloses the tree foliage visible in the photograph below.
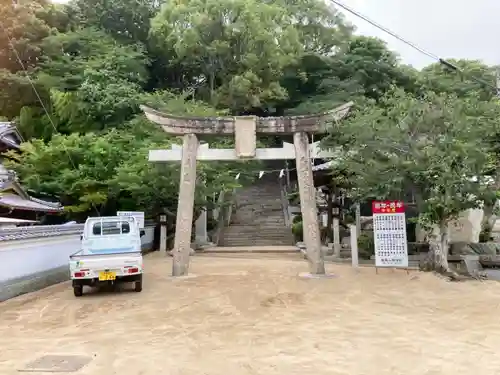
[420,59,496,101]
[1,0,499,243]
[150,0,352,113]
[331,89,500,271]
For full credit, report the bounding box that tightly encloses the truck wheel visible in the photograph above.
[134,276,143,292]
[73,285,83,297]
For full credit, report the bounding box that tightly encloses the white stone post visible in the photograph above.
[160,214,167,252]
[355,203,361,237]
[333,218,341,258]
[350,224,359,268]
[195,208,208,244]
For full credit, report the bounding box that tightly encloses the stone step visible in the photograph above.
[222,227,292,233]
[230,225,286,229]
[224,228,289,232]
[223,240,293,245]
[233,209,283,213]
[223,233,292,237]
[236,200,281,204]
[222,232,293,238]
[235,207,283,211]
[219,241,295,246]
[231,215,285,219]
[237,188,281,194]
[238,198,281,201]
[231,223,286,227]
[235,205,282,210]
[231,214,285,223]
[238,195,281,199]
[226,224,287,228]
[222,182,291,247]
[220,235,293,240]
[232,211,284,215]
[221,233,291,237]
[232,211,283,216]
[237,195,281,199]
[202,245,299,253]
[225,228,287,232]
[225,222,290,227]
[224,237,291,241]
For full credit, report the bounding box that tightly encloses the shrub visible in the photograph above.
[358,230,375,259]
[479,226,493,243]
[320,227,333,243]
[292,221,303,242]
[206,217,218,232]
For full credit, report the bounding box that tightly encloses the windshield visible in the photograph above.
[91,220,133,236]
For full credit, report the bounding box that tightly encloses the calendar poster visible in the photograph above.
[372,200,408,268]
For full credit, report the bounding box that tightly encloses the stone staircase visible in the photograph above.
[219,177,294,247]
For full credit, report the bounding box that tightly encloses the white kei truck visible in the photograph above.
[69,216,144,297]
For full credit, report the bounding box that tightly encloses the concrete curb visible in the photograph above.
[0,266,69,302]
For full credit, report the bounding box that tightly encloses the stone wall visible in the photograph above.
[449,209,484,242]
[415,208,485,243]
[0,225,154,301]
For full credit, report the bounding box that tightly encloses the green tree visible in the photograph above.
[420,59,496,101]
[282,36,418,115]
[150,0,351,113]
[331,89,500,274]
[68,0,159,44]
[0,0,56,120]
[6,90,262,221]
[334,36,419,101]
[36,27,149,133]
[420,59,499,238]
[0,0,52,73]
[4,130,138,219]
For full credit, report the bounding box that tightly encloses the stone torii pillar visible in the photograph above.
[173,133,199,276]
[140,103,353,277]
[293,131,325,274]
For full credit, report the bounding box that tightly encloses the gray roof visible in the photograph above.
[0,224,84,242]
[0,194,63,212]
[312,161,336,171]
[0,164,63,212]
[0,122,22,149]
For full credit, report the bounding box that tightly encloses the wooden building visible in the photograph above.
[0,122,63,223]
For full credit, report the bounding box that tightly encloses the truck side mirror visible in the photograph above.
[140,230,145,237]
[80,235,83,241]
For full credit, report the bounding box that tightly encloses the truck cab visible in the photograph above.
[69,216,144,296]
[82,216,142,255]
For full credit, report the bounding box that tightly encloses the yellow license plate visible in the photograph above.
[99,271,116,281]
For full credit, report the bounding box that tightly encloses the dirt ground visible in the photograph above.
[2,252,500,375]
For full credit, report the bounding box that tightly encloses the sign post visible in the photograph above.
[372,200,408,271]
[117,211,145,229]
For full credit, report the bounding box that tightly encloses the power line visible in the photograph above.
[328,0,498,91]
[0,22,102,216]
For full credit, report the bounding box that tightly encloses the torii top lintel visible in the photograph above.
[139,102,353,136]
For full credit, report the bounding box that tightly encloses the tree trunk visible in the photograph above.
[421,221,453,275]
[481,166,500,240]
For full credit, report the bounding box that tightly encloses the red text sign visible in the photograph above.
[372,200,405,214]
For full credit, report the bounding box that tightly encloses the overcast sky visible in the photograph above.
[343,0,499,69]
[51,0,498,69]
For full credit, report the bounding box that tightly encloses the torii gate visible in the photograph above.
[140,102,353,276]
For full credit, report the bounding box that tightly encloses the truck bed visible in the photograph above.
[70,249,142,260]
[69,250,143,277]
